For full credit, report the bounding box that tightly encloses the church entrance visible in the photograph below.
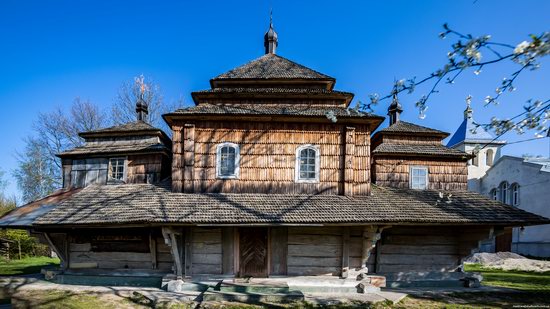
[238,227,268,277]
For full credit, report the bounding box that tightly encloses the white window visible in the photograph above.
[108,158,126,182]
[296,145,320,183]
[472,154,479,166]
[511,183,520,206]
[499,181,509,204]
[216,142,240,179]
[410,166,428,190]
[490,188,497,200]
[486,149,494,166]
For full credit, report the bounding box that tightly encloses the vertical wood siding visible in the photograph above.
[171,121,372,195]
[373,158,468,191]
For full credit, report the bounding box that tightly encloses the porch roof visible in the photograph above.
[6,181,547,227]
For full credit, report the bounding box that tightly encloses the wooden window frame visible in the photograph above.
[108,157,127,183]
[409,165,429,190]
[216,142,240,179]
[295,144,320,183]
[499,181,509,204]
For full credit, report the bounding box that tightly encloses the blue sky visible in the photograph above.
[0,0,548,199]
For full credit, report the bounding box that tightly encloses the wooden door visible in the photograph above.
[495,228,513,252]
[239,228,268,277]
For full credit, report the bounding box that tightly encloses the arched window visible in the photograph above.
[296,145,320,182]
[490,188,497,200]
[216,142,240,179]
[511,183,520,206]
[486,149,494,166]
[499,181,509,204]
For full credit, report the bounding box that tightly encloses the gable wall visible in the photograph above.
[172,121,371,195]
[372,157,468,191]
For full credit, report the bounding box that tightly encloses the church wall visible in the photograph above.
[172,121,371,195]
[372,157,468,191]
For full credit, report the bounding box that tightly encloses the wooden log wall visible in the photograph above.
[373,158,468,191]
[127,154,163,184]
[375,226,491,273]
[191,227,223,275]
[68,229,172,270]
[171,121,371,195]
[287,227,343,276]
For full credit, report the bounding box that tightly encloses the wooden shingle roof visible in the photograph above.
[18,182,549,227]
[377,121,449,137]
[212,54,334,81]
[373,144,471,158]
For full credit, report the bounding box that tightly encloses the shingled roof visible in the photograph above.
[16,182,548,227]
[373,144,471,159]
[171,104,376,119]
[79,121,165,138]
[57,141,169,157]
[376,121,449,137]
[212,54,334,81]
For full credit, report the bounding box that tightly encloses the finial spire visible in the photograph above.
[464,95,473,119]
[135,75,149,122]
[388,87,403,126]
[264,9,278,54]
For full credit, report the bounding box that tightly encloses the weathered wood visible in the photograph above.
[192,253,222,265]
[287,266,340,276]
[379,244,458,255]
[45,233,68,270]
[69,243,91,252]
[287,234,342,245]
[149,233,157,269]
[270,227,287,276]
[341,227,350,278]
[344,127,355,196]
[222,227,235,275]
[183,124,195,193]
[70,252,151,263]
[184,227,192,278]
[378,254,459,265]
[287,244,340,257]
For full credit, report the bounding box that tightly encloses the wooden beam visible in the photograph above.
[341,227,350,278]
[162,227,183,279]
[344,126,356,196]
[149,232,157,269]
[183,124,195,193]
[222,227,235,275]
[184,227,192,278]
[44,233,68,270]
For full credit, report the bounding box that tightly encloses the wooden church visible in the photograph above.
[1,21,548,292]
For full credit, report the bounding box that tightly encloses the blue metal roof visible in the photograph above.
[447,116,500,148]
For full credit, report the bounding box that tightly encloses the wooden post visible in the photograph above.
[184,227,192,278]
[44,233,68,270]
[171,126,183,193]
[149,232,157,269]
[162,227,184,279]
[183,124,195,193]
[341,227,350,278]
[344,127,355,196]
[222,227,235,275]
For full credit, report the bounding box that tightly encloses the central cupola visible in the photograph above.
[264,13,278,54]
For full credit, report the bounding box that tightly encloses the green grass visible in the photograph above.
[464,263,550,291]
[0,256,59,276]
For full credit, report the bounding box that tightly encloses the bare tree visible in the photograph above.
[112,75,164,126]
[13,137,58,203]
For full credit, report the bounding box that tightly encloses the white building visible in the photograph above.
[447,103,506,191]
[480,156,550,257]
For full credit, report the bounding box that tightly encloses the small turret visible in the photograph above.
[388,92,403,126]
[264,11,278,54]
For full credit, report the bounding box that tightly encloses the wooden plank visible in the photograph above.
[287,227,343,236]
[287,234,342,246]
[222,227,234,275]
[287,256,341,267]
[379,245,458,255]
[149,233,157,269]
[377,264,457,273]
[287,266,340,276]
[70,252,152,263]
[270,227,287,276]
[192,264,222,275]
[379,254,459,265]
[192,253,222,265]
[192,243,223,254]
[184,227,192,278]
[341,227,350,278]
[69,243,92,252]
[287,244,341,257]
[384,235,457,245]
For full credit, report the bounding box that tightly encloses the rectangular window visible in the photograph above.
[108,158,126,182]
[410,166,428,190]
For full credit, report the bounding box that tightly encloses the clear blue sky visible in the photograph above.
[0,0,548,199]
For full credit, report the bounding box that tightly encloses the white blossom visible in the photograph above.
[514,41,530,54]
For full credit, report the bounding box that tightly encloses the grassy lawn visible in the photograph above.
[0,256,59,276]
[464,263,550,291]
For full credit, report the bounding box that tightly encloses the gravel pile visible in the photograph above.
[464,252,550,273]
